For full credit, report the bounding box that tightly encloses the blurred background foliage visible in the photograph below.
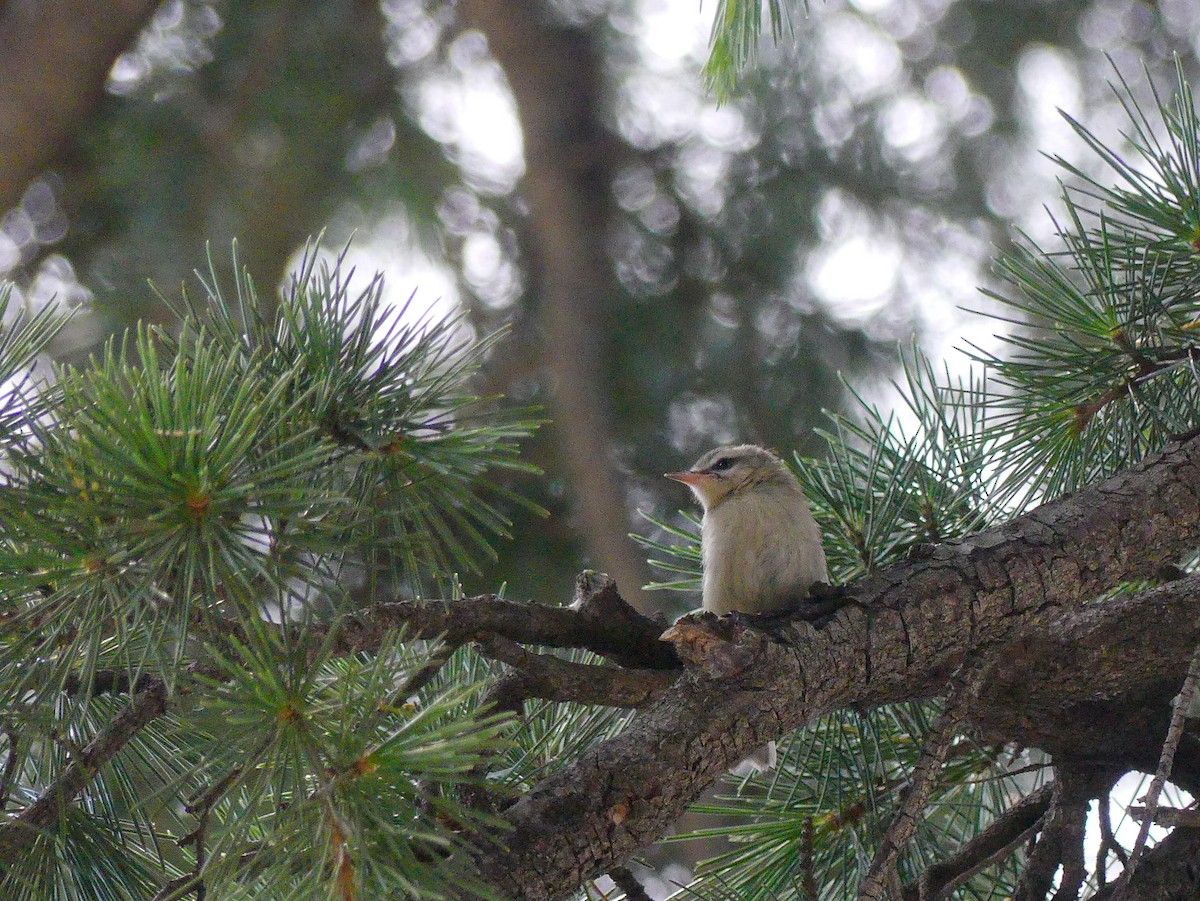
[3,0,1200,615]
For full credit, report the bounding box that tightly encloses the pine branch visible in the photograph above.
[0,678,168,859]
[903,783,1054,901]
[857,657,988,901]
[468,433,1200,900]
[475,635,676,711]
[333,572,679,671]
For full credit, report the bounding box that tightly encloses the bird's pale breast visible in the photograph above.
[701,485,828,614]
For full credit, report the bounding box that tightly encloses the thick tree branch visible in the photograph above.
[469,434,1200,900]
[0,0,163,213]
[0,678,167,859]
[967,578,1200,783]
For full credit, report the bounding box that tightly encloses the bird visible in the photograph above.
[666,444,828,616]
[665,444,828,774]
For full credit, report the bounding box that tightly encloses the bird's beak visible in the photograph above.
[665,470,705,485]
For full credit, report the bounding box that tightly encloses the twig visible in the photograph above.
[62,669,164,697]
[177,759,246,898]
[801,816,818,901]
[1095,786,1128,889]
[0,678,168,859]
[1127,804,1200,828]
[955,761,1049,786]
[333,572,679,670]
[0,728,20,810]
[904,782,1054,901]
[608,865,653,901]
[475,635,676,711]
[857,656,987,901]
[389,638,464,705]
[180,733,274,851]
[1114,643,1200,898]
[149,874,202,901]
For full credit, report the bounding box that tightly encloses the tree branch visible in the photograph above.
[608,865,654,901]
[1090,824,1200,901]
[1128,804,1200,828]
[859,657,988,900]
[903,782,1054,901]
[1009,776,1088,901]
[1095,786,1129,890]
[336,572,678,670]
[0,678,167,859]
[475,635,677,710]
[467,434,1200,900]
[1113,642,1200,898]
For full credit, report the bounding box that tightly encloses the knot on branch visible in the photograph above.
[571,571,661,634]
[659,612,770,680]
[568,571,680,669]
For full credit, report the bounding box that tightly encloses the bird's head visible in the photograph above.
[665,444,793,511]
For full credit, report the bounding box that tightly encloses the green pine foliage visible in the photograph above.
[641,60,1200,899]
[4,46,1200,901]
[701,0,795,99]
[0,244,541,900]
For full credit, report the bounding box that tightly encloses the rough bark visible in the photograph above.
[333,571,678,670]
[468,434,1200,900]
[0,0,162,213]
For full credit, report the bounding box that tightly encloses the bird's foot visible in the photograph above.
[806,581,842,601]
[724,607,800,642]
[798,583,865,626]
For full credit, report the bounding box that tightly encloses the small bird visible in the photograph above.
[666,444,828,773]
[666,444,828,615]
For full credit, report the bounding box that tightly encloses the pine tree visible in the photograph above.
[628,59,1200,901]
[5,57,1200,901]
[0,245,545,899]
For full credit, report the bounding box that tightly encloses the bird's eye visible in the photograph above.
[710,457,733,472]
